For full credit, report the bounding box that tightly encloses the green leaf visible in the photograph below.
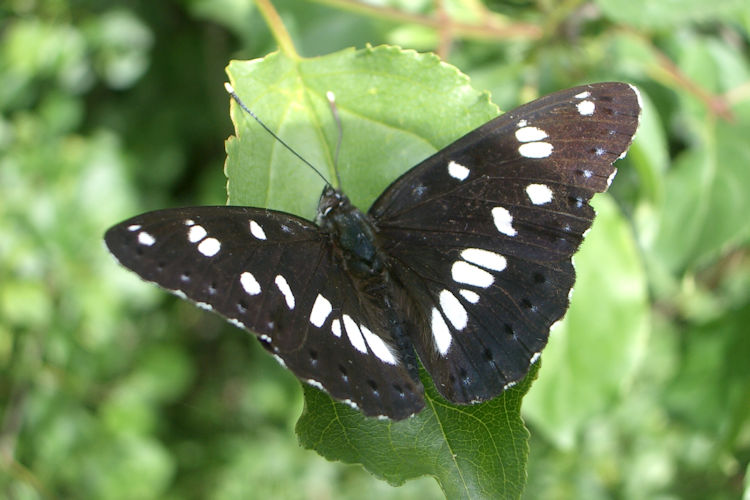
[627,86,668,205]
[522,196,650,449]
[665,303,750,444]
[643,34,750,276]
[225,45,497,214]
[226,46,541,497]
[595,0,745,29]
[297,364,537,499]
[649,102,750,273]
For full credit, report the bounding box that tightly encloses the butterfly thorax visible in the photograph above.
[316,185,385,278]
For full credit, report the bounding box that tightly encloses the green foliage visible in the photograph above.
[298,364,535,499]
[523,196,649,449]
[2,0,749,499]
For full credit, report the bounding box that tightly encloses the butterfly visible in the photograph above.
[105,82,641,420]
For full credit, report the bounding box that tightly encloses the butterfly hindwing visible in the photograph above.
[370,82,641,403]
[105,207,424,419]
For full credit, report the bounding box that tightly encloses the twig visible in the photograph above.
[311,0,542,41]
[254,0,300,58]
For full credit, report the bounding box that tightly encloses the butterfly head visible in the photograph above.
[316,184,350,219]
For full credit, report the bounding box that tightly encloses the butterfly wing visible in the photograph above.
[369,82,641,403]
[105,207,424,419]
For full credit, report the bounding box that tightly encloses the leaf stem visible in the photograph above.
[254,0,300,59]
[628,28,734,121]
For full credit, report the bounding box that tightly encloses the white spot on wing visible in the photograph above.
[431,308,452,355]
[360,325,398,364]
[461,248,507,272]
[309,294,332,327]
[138,231,156,246]
[274,275,295,309]
[197,237,221,256]
[529,352,541,364]
[331,318,342,337]
[127,224,141,231]
[184,219,195,226]
[342,314,367,353]
[459,289,480,304]
[228,318,245,329]
[240,272,261,295]
[447,160,470,181]
[517,119,528,127]
[515,126,548,142]
[439,290,468,330]
[341,398,359,410]
[577,100,595,116]
[607,170,617,186]
[188,224,207,243]
[451,261,494,288]
[526,183,553,205]
[491,207,517,237]
[306,379,324,390]
[249,220,267,240]
[574,91,591,99]
[629,83,643,110]
[518,142,553,158]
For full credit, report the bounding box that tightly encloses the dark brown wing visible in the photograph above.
[370,83,641,403]
[105,206,424,419]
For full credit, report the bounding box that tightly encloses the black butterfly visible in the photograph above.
[105,82,641,420]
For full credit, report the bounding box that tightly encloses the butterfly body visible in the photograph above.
[317,186,385,278]
[105,82,641,419]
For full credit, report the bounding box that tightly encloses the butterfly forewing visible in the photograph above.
[105,207,424,419]
[370,83,641,403]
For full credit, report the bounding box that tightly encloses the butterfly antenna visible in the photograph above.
[224,82,331,186]
[326,91,343,189]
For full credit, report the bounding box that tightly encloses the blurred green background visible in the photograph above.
[2,0,749,498]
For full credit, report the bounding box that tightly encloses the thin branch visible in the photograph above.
[311,0,542,41]
[652,48,734,121]
[254,0,300,59]
[628,29,735,121]
[435,0,453,59]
